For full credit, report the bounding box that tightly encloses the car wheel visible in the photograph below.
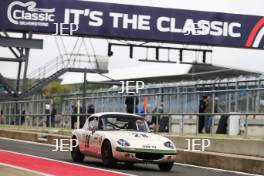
[158,162,174,171]
[71,138,85,162]
[101,140,116,167]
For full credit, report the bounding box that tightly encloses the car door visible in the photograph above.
[80,121,92,153]
[83,116,100,157]
[88,131,101,157]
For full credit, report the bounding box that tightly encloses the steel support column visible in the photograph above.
[82,71,87,113]
[22,32,32,92]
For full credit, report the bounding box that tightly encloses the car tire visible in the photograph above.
[101,140,116,167]
[158,162,174,171]
[71,137,85,162]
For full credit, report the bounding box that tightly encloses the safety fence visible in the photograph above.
[0,94,263,139]
[1,76,264,138]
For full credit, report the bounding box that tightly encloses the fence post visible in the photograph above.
[245,114,248,139]
[42,101,45,127]
[19,103,22,126]
[181,114,184,135]
[211,115,214,136]
[196,114,199,136]
[48,100,52,128]
[211,89,215,135]
[77,99,80,129]
[8,103,11,126]
[196,93,199,136]
[36,101,39,127]
[168,115,172,134]
[235,81,238,112]
[155,114,159,132]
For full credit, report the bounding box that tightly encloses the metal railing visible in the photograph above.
[22,53,109,91]
[0,95,263,139]
[0,111,263,139]
[1,75,264,139]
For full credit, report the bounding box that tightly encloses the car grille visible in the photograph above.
[135,153,163,160]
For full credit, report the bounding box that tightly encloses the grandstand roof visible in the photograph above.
[61,64,262,84]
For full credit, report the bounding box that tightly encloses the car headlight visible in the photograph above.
[164,141,174,149]
[117,139,130,147]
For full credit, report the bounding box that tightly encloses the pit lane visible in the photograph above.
[0,138,255,176]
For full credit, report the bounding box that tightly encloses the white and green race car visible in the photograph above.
[71,112,176,171]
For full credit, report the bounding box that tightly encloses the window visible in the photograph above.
[100,114,149,132]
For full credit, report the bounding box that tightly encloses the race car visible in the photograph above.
[71,112,176,171]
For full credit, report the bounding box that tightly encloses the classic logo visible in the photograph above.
[7,1,55,27]
[245,17,264,48]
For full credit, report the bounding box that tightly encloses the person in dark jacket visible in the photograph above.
[198,96,207,133]
[21,110,25,125]
[45,104,51,127]
[0,110,4,124]
[125,93,139,113]
[79,107,85,128]
[87,104,95,115]
[46,107,56,128]
[215,97,228,134]
[50,107,57,127]
[204,96,213,133]
[71,105,77,129]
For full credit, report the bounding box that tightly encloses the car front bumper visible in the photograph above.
[113,147,176,163]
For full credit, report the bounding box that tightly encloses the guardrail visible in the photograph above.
[0,86,264,139]
[0,111,263,139]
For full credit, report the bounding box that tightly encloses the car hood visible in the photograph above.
[97,130,176,151]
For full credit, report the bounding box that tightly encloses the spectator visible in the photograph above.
[125,93,139,113]
[216,97,229,134]
[15,109,20,125]
[0,110,4,124]
[71,105,77,129]
[21,110,26,125]
[144,104,152,125]
[204,96,213,133]
[45,104,51,127]
[149,102,164,132]
[50,107,57,127]
[80,106,86,128]
[46,106,56,128]
[71,105,85,129]
[137,106,145,115]
[198,96,207,133]
[87,104,95,115]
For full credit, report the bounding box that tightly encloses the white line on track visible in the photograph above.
[0,149,136,176]
[174,163,263,176]
[0,137,56,147]
[0,137,136,176]
[1,137,262,176]
[0,163,54,176]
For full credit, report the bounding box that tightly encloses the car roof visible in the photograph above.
[91,112,143,118]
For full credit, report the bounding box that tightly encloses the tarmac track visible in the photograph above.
[0,138,254,176]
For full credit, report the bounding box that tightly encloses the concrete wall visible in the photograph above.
[176,149,264,175]
[166,135,264,157]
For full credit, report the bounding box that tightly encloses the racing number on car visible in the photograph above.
[132,133,149,138]
[85,135,91,148]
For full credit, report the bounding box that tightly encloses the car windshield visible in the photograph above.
[101,114,149,132]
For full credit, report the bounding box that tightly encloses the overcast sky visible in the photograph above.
[1,0,264,82]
